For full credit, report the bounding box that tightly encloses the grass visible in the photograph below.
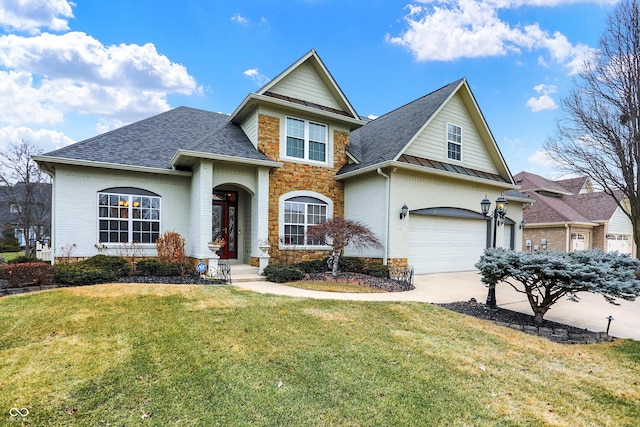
[283,280,387,293]
[0,251,23,262]
[0,283,638,426]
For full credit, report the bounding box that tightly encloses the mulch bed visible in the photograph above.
[437,298,613,344]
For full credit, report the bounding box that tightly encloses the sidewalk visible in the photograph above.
[232,270,640,340]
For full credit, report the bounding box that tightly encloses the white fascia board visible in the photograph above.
[505,194,534,204]
[229,94,364,127]
[345,150,360,164]
[524,221,599,228]
[170,149,283,168]
[32,155,192,176]
[336,160,518,190]
[521,187,573,196]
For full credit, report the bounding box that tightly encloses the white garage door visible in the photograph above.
[408,216,487,274]
[607,234,632,254]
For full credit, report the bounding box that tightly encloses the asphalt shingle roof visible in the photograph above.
[41,106,272,170]
[338,79,463,175]
[515,171,623,224]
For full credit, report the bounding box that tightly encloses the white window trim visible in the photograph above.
[281,115,333,167]
[278,190,333,250]
[446,122,463,162]
[96,192,161,246]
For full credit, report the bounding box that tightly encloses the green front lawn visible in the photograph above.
[0,251,23,262]
[1,284,638,426]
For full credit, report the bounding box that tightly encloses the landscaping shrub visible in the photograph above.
[294,259,327,273]
[54,263,118,286]
[82,254,128,275]
[263,264,304,283]
[0,224,20,252]
[341,257,365,273]
[366,263,390,278]
[135,259,191,277]
[156,231,187,263]
[0,262,55,288]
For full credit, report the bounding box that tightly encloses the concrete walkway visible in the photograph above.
[232,270,640,341]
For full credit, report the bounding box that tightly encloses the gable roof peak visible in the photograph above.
[229,49,361,124]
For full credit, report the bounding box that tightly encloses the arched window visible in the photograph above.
[97,188,160,244]
[280,192,332,247]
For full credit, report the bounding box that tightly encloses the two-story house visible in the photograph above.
[33,49,528,274]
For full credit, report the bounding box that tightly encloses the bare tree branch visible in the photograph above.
[545,0,640,257]
[0,139,51,257]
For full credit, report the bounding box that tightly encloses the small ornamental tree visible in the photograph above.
[476,248,640,325]
[306,218,382,277]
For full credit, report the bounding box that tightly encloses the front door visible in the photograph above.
[212,190,238,259]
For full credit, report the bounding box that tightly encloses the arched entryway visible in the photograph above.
[212,184,253,263]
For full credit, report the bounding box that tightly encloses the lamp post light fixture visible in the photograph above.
[400,204,409,219]
[481,194,508,309]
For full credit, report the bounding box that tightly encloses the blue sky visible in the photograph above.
[0,0,617,178]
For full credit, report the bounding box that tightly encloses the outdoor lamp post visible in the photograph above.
[481,194,508,309]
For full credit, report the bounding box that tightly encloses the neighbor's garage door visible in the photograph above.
[408,216,486,274]
[607,234,632,254]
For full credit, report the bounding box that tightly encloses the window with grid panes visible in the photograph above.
[98,191,160,243]
[447,123,462,161]
[285,116,327,163]
[283,198,327,246]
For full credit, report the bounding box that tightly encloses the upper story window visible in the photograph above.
[98,188,160,244]
[9,204,21,214]
[447,123,462,161]
[285,117,328,163]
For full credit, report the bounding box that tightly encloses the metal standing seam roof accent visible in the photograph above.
[397,154,510,183]
[263,91,353,117]
[340,79,464,175]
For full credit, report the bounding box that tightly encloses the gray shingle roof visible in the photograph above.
[339,79,463,175]
[40,106,272,170]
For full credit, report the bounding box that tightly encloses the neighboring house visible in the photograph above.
[0,183,51,248]
[33,49,527,274]
[514,171,636,256]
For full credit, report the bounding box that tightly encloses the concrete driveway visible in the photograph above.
[233,270,640,340]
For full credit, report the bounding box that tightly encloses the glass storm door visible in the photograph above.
[212,191,238,259]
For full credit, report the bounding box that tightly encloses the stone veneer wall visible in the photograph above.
[258,113,349,265]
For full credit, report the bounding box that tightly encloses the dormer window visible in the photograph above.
[447,123,462,161]
[285,116,328,163]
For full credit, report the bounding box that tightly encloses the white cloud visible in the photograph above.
[388,0,602,74]
[0,0,74,33]
[243,68,270,87]
[526,83,558,112]
[231,14,249,25]
[526,94,558,112]
[0,31,201,125]
[533,83,557,94]
[528,149,564,169]
[0,125,74,153]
